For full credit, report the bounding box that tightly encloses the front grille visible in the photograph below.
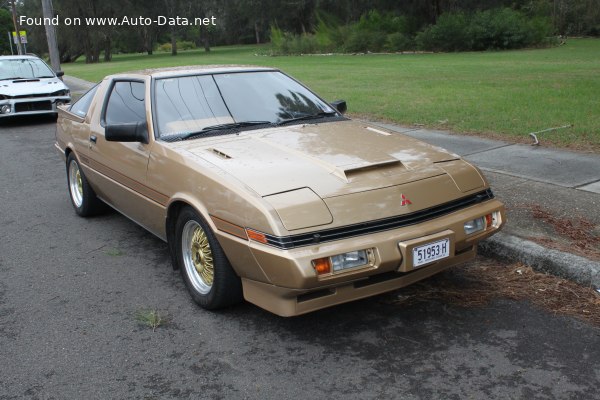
[15,101,52,113]
[261,189,495,249]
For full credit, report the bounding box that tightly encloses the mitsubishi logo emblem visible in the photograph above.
[400,194,412,206]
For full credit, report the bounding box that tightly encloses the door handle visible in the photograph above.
[90,135,97,143]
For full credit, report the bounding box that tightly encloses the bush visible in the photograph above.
[270,26,320,54]
[270,25,286,52]
[384,32,413,52]
[469,8,531,50]
[157,43,171,52]
[527,16,556,45]
[417,8,555,52]
[270,7,555,55]
[271,10,413,54]
[343,10,409,52]
[156,40,196,53]
[355,10,409,35]
[344,29,387,52]
[313,16,339,52]
[416,12,471,52]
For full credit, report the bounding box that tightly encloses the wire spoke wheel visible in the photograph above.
[182,220,214,294]
[175,207,243,310]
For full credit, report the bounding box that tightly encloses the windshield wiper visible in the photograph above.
[180,120,273,140]
[37,75,56,78]
[0,77,26,81]
[276,111,338,126]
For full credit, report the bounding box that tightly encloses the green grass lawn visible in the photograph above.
[63,39,600,151]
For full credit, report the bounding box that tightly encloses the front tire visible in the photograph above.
[66,153,104,217]
[175,207,242,310]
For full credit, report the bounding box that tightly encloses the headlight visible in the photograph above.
[331,250,370,271]
[52,89,70,97]
[312,249,375,275]
[464,217,485,235]
[464,212,500,235]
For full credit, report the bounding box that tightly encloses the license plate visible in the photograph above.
[412,238,450,268]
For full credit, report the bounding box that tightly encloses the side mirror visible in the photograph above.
[330,100,347,114]
[105,121,148,144]
[56,70,64,78]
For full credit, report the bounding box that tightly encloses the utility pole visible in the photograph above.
[41,0,61,75]
[10,1,24,55]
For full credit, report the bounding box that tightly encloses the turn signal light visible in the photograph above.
[485,213,494,228]
[312,257,332,275]
[246,229,268,244]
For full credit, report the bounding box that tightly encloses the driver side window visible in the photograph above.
[104,81,146,125]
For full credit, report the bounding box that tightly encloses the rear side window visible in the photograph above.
[69,84,99,117]
[104,81,146,125]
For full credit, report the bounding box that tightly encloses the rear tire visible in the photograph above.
[175,207,243,310]
[66,153,104,217]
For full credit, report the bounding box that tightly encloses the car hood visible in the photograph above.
[0,77,68,96]
[177,120,482,198]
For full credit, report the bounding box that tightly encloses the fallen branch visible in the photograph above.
[529,124,572,145]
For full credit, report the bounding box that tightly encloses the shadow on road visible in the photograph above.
[0,114,58,128]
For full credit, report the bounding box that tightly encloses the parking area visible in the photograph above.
[1,118,599,399]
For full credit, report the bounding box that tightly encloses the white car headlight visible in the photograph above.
[464,217,485,235]
[331,250,370,272]
[312,249,375,275]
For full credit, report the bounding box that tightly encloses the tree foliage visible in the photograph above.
[3,0,598,60]
[0,8,14,55]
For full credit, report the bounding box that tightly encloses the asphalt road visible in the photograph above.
[1,117,599,400]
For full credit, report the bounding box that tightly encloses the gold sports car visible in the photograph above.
[55,66,505,316]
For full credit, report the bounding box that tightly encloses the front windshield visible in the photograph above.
[154,71,335,137]
[0,58,55,80]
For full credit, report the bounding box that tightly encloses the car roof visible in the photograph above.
[0,55,41,60]
[108,65,278,80]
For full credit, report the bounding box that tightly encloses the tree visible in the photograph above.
[0,8,16,55]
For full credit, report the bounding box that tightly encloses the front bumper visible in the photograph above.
[0,96,71,117]
[218,198,505,316]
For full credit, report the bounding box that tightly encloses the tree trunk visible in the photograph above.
[104,37,112,62]
[434,0,441,23]
[84,32,93,63]
[255,21,260,44]
[147,36,153,55]
[142,27,154,55]
[200,24,211,52]
[171,27,177,56]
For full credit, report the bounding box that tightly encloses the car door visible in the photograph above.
[57,84,99,161]
[86,77,164,234]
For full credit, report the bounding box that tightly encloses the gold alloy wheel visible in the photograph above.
[182,220,214,294]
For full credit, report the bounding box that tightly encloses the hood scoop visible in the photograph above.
[341,159,405,181]
[210,147,233,159]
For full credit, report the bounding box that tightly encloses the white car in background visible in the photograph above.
[0,55,71,118]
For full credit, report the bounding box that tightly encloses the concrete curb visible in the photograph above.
[478,232,600,289]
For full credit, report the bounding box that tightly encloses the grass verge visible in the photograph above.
[63,39,600,152]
